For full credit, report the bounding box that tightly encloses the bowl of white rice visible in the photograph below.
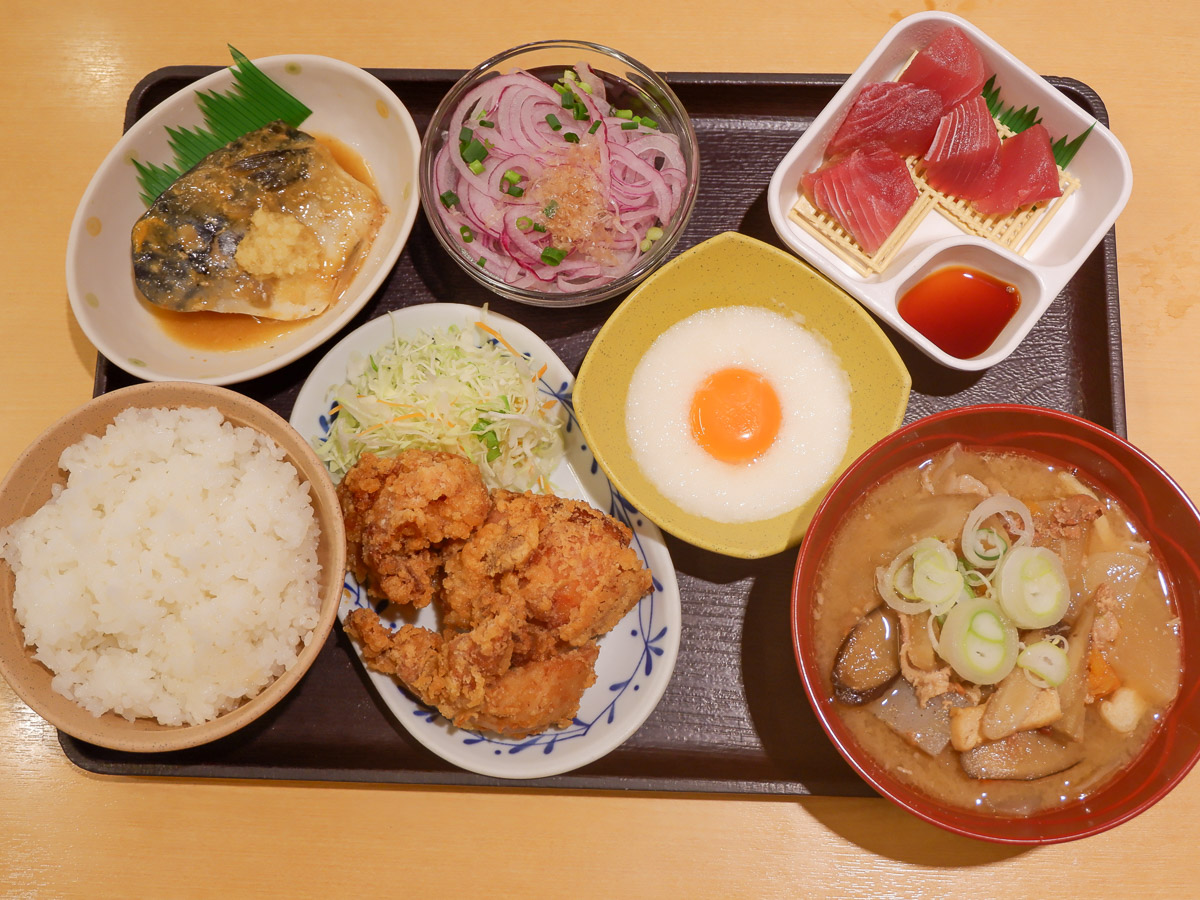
[0,382,345,752]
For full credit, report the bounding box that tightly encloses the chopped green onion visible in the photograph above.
[544,200,558,219]
[877,537,957,615]
[972,527,1009,563]
[1017,640,1070,688]
[505,185,525,197]
[532,223,547,233]
[468,159,485,175]
[439,190,460,209]
[911,542,965,608]
[546,113,562,131]
[564,132,580,144]
[639,238,652,252]
[647,226,664,241]
[572,104,589,121]
[996,546,1069,629]
[515,216,533,232]
[614,108,633,119]
[937,596,1019,685]
[476,256,486,267]
[961,496,1033,569]
[461,138,488,163]
[560,89,576,109]
[563,69,577,82]
[458,126,473,143]
[541,247,567,266]
[640,116,659,129]
[588,121,601,134]
[478,119,495,128]
[621,121,639,130]
[460,225,474,243]
[553,83,568,96]
[578,81,593,94]
[503,169,521,185]
[472,421,503,463]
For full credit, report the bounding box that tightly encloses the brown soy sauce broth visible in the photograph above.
[897,266,1020,360]
[140,134,377,353]
[812,446,1181,815]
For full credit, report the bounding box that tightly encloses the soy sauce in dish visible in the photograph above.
[897,266,1020,359]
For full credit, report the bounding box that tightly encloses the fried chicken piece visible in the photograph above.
[359,547,444,609]
[343,607,597,737]
[345,606,515,713]
[441,490,652,646]
[466,643,599,737]
[338,450,490,607]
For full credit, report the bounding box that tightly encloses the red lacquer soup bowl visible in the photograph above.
[791,404,1200,844]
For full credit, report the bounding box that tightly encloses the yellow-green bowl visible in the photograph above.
[574,232,911,559]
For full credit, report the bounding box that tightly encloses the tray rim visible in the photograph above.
[67,67,1125,793]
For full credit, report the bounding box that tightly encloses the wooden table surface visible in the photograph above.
[3,1,1198,896]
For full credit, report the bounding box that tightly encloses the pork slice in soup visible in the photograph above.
[813,447,1181,815]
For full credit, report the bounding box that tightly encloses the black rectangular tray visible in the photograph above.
[63,69,1124,794]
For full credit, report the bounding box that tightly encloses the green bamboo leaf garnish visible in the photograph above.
[1050,123,1094,169]
[982,74,1043,132]
[980,74,1092,169]
[133,45,312,206]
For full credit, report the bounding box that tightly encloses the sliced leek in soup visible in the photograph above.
[815,445,1181,815]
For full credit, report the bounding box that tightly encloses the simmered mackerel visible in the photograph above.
[132,121,384,320]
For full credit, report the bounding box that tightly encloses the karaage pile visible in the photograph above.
[338,449,651,737]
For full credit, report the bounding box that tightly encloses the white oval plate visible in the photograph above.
[67,54,421,385]
[289,303,681,779]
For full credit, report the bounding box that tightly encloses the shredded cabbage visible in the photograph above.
[316,320,565,490]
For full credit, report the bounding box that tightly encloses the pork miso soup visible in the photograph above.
[812,446,1181,815]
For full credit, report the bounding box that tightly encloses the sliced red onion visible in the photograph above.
[433,64,686,293]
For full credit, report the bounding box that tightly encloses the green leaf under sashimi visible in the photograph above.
[980,74,1092,169]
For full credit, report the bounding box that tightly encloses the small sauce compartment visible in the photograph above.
[892,243,1044,363]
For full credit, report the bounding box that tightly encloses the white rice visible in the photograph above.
[0,406,322,726]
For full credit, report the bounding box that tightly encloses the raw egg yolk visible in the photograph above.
[689,367,782,464]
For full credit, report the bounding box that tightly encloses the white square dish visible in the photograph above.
[767,11,1132,371]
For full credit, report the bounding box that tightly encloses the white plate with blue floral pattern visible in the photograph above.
[289,303,681,778]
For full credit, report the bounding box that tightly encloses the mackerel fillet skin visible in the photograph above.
[131,122,384,320]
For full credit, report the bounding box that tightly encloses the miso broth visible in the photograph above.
[812,446,1181,815]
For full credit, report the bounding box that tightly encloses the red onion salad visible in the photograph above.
[432,64,688,293]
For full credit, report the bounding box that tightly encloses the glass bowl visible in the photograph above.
[419,40,700,307]
[791,404,1200,843]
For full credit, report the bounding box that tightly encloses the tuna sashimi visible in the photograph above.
[801,144,918,255]
[922,95,1001,200]
[826,82,944,159]
[899,25,989,115]
[973,123,1063,216]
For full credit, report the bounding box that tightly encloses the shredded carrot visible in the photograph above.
[541,399,556,411]
[372,399,422,410]
[474,320,522,358]
[534,363,548,381]
[356,413,423,437]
